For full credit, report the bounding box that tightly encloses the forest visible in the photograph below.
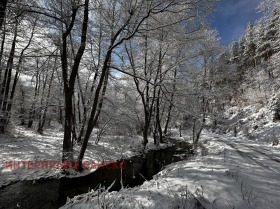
[0,0,280,209]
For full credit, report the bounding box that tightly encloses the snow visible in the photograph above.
[60,131,280,209]
[0,125,170,188]
[1,111,280,209]
[0,127,62,187]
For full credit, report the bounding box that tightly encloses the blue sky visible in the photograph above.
[210,0,262,45]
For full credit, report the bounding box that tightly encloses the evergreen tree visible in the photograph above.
[237,36,246,67]
[243,22,257,67]
[257,8,280,61]
[255,22,267,62]
[266,8,280,54]
[230,41,239,62]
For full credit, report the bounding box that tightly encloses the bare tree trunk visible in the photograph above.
[0,0,7,30]
[61,0,89,162]
[164,70,177,135]
[125,36,156,148]
[142,114,150,146]
[153,116,158,145]
[56,70,64,125]
[28,60,40,128]
[6,69,19,123]
[153,38,165,145]
[1,22,18,109]
[179,125,182,137]
[71,95,78,144]
[7,22,36,125]
[78,54,110,169]
[0,21,18,133]
[19,85,25,125]
[0,28,6,82]
[76,75,87,144]
[156,90,163,143]
[37,61,49,132]
[37,64,55,134]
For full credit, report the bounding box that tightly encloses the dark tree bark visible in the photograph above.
[0,21,18,133]
[6,21,36,124]
[154,43,165,145]
[37,63,55,134]
[125,36,157,148]
[75,0,193,169]
[28,60,40,128]
[37,71,49,133]
[77,3,151,168]
[1,21,18,109]
[155,89,163,143]
[0,0,7,30]
[19,85,25,125]
[164,70,177,135]
[0,28,6,82]
[61,0,89,162]
[76,74,87,144]
[61,9,77,162]
[77,52,111,169]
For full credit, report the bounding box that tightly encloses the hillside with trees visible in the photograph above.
[0,0,280,209]
[0,0,219,165]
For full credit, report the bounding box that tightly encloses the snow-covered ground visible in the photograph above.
[61,131,280,209]
[0,125,170,188]
[1,111,280,209]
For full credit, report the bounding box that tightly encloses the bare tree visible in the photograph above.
[0,0,7,30]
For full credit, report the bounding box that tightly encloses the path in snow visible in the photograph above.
[219,139,280,175]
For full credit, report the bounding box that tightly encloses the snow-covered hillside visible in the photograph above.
[60,131,280,209]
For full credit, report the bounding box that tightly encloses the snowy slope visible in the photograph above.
[0,125,169,188]
[61,132,280,209]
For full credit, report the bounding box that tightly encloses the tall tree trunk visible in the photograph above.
[78,54,111,169]
[19,85,25,125]
[153,40,164,144]
[71,95,78,143]
[0,0,7,30]
[27,72,40,128]
[7,22,36,124]
[156,89,163,143]
[76,71,94,144]
[0,21,18,133]
[1,22,18,110]
[61,0,88,162]
[37,64,55,134]
[63,88,74,161]
[142,113,150,147]
[125,36,156,148]
[37,63,49,132]
[6,70,19,123]
[153,116,158,145]
[164,70,177,135]
[76,77,87,144]
[28,61,40,128]
[0,28,6,82]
